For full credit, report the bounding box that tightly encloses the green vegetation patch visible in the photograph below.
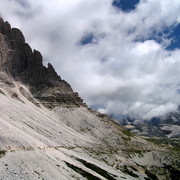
[145,138,180,151]
[122,129,135,141]
[146,138,180,147]
[122,149,148,158]
[122,129,135,137]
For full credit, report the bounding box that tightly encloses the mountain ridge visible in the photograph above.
[0,17,85,108]
[116,110,180,138]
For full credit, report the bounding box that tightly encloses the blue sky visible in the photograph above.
[80,0,180,51]
[165,24,180,50]
[136,22,180,51]
[112,0,140,12]
[112,0,180,51]
[0,0,180,119]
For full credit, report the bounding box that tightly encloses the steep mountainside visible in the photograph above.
[0,18,179,180]
[0,18,84,108]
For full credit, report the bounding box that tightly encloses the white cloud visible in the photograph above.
[133,40,161,55]
[0,0,180,119]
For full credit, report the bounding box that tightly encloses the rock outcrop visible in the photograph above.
[0,18,85,108]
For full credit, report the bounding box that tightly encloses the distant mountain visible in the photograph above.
[116,109,180,138]
[0,18,179,179]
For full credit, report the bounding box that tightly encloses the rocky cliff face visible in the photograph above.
[0,18,84,108]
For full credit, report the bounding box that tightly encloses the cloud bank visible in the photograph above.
[0,0,180,119]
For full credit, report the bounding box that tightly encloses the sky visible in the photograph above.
[0,0,180,120]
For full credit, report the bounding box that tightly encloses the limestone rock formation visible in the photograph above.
[0,18,84,108]
[0,18,179,180]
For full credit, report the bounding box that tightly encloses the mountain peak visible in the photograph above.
[0,18,85,108]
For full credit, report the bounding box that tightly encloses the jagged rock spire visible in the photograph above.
[0,18,85,107]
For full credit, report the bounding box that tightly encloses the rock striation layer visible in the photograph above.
[0,18,85,108]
